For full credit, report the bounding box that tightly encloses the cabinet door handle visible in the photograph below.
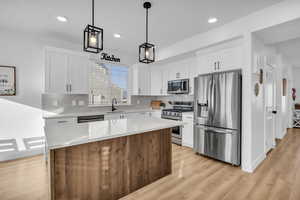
[218,61,220,70]
[214,62,216,71]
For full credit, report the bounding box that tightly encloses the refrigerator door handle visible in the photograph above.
[211,77,216,123]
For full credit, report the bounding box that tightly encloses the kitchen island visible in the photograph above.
[45,116,183,200]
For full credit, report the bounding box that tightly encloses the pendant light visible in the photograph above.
[84,0,103,54]
[139,1,155,64]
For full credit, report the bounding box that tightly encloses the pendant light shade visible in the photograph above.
[84,0,103,53]
[139,2,155,64]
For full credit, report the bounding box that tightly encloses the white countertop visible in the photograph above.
[45,116,183,150]
[43,108,158,119]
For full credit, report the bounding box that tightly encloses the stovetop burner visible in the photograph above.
[161,101,194,120]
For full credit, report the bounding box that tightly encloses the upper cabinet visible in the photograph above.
[131,64,151,96]
[45,48,89,94]
[195,43,243,75]
[150,65,163,96]
[167,60,189,81]
[130,39,243,96]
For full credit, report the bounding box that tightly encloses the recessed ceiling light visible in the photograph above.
[208,17,218,24]
[113,33,121,38]
[56,16,68,22]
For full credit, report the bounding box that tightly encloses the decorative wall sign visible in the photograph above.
[254,83,260,97]
[292,88,296,101]
[259,69,263,84]
[0,66,16,96]
[100,52,121,63]
[283,78,287,96]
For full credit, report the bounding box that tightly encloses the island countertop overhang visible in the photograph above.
[45,116,184,150]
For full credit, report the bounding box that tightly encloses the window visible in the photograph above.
[89,63,129,105]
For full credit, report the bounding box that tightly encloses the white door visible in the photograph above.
[264,66,276,153]
[68,54,89,94]
[45,50,68,93]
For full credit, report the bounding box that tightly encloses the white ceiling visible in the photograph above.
[0,0,284,56]
[255,18,300,68]
[276,38,300,67]
[255,19,300,45]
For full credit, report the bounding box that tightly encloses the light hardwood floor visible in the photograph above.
[1,128,300,200]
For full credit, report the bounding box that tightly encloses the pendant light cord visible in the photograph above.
[146,7,148,43]
[92,0,95,26]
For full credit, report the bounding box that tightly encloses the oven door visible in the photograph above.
[172,126,182,145]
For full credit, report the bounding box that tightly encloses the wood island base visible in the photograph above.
[49,128,172,200]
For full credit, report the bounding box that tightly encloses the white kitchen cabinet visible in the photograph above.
[151,110,161,118]
[150,66,163,96]
[195,45,243,75]
[217,46,243,72]
[186,57,198,95]
[182,114,194,148]
[131,64,151,95]
[167,60,189,81]
[45,48,90,94]
[68,54,89,94]
[45,50,69,94]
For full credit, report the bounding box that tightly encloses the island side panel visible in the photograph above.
[50,128,172,200]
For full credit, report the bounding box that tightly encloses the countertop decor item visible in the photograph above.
[151,100,162,110]
[83,0,103,53]
[139,1,155,64]
[0,66,16,96]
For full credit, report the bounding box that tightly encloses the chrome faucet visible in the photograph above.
[112,98,118,112]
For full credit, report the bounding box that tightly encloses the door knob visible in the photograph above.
[272,111,277,114]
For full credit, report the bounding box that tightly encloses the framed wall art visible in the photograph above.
[0,66,16,96]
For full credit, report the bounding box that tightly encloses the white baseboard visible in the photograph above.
[182,142,193,149]
[251,153,266,172]
[0,148,44,162]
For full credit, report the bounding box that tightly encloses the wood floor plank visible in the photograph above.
[1,129,300,200]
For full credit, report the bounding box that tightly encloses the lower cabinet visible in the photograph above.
[182,114,194,148]
[151,110,161,118]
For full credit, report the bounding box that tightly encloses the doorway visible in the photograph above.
[264,64,277,153]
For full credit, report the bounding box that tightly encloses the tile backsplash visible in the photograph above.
[42,94,194,114]
[42,94,152,114]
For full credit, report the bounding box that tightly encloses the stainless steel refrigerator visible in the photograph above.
[193,70,242,166]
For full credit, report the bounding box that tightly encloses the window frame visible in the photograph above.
[88,62,131,106]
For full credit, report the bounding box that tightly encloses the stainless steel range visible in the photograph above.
[161,101,193,145]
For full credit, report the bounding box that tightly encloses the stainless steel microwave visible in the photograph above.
[167,79,189,94]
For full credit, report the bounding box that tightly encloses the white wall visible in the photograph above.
[251,35,278,169]
[250,35,295,170]
[0,30,135,161]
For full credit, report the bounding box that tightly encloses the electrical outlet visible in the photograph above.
[78,100,85,106]
[72,100,77,106]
